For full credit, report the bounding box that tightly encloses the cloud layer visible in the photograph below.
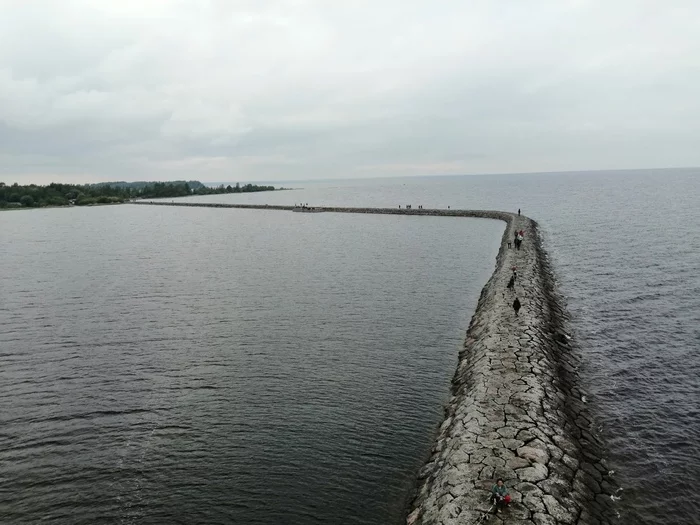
[1,0,698,183]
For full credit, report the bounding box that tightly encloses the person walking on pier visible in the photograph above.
[490,478,510,514]
[507,275,515,290]
[513,297,521,315]
[518,208,520,216]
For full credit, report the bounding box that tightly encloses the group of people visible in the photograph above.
[399,204,425,209]
[507,266,522,315]
[513,229,525,250]
[481,216,525,517]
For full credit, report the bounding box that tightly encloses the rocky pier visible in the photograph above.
[131,201,619,524]
[405,214,619,525]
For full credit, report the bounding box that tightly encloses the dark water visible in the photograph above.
[3,169,699,524]
[177,168,700,524]
[0,207,503,524]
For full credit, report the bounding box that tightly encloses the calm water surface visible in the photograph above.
[2,168,699,524]
[0,207,502,524]
[180,168,700,524]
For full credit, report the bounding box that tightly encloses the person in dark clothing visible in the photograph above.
[513,297,521,315]
[507,276,515,289]
[518,208,521,215]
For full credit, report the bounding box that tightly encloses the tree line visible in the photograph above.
[0,181,277,209]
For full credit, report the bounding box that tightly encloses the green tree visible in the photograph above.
[20,195,34,207]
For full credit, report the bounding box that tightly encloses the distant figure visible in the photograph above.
[490,478,510,514]
[512,268,517,281]
[518,208,521,216]
[507,276,515,289]
[448,206,450,209]
[398,205,401,209]
[507,241,512,249]
[513,297,521,315]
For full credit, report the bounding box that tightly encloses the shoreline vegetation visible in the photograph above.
[0,180,281,209]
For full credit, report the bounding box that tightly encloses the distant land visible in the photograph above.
[0,180,280,209]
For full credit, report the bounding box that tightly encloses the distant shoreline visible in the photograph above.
[0,180,282,211]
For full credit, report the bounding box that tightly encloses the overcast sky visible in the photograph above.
[1,1,698,184]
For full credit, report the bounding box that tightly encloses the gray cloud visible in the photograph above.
[1,0,698,184]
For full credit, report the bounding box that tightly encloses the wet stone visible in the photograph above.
[542,495,576,524]
[532,512,557,525]
[581,462,603,482]
[572,478,596,502]
[548,461,575,482]
[538,477,573,500]
[522,494,546,513]
[561,453,579,472]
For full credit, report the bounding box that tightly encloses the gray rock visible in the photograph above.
[514,482,544,496]
[516,463,548,482]
[581,462,603,482]
[517,446,550,465]
[532,512,557,525]
[497,426,520,439]
[522,494,546,513]
[483,456,506,467]
[503,438,526,451]
[542,495,576,524]
[507,457,531,470]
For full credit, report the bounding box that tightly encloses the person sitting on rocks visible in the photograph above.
[490,478,510,514]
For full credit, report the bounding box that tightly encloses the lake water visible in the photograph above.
[0,205,502,524]
[183,167,700,524]
[2,168,699,524]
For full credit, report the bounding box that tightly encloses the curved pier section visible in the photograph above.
[131,201,618,524]
[130,201,511,220]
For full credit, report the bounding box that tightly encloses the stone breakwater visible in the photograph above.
[130,201,511,220]
[406,215,619,525]
[131,202,618,524]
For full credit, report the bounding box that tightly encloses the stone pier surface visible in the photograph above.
[406,215,619,525]
[131,201,619,524]
[130,200,512,221]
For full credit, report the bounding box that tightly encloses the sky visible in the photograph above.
[1,1,699,184]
